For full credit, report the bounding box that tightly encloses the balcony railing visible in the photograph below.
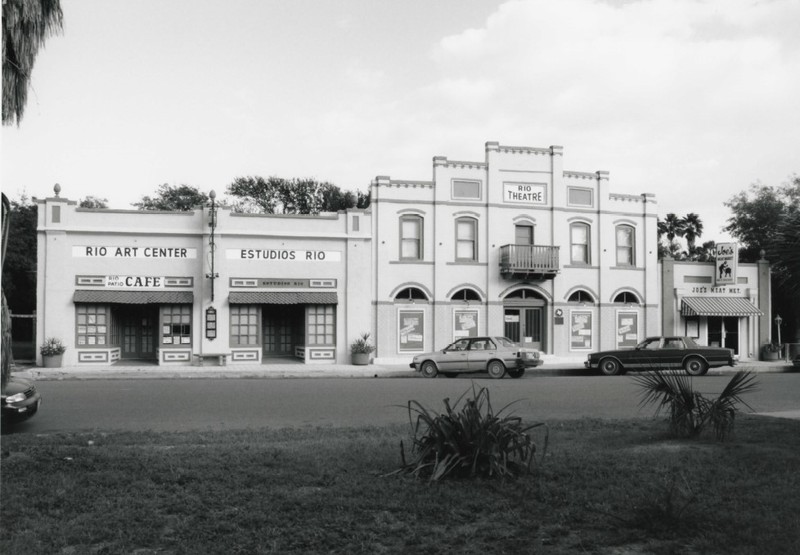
[499,244,560,279]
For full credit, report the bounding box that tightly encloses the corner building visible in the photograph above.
[371,142,659,363]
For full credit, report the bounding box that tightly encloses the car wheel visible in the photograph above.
[599,358,621,376]
[507,369,525,379]
[443,373,458,378]
[420,361,438,378]
[487,360,506,379]
[684,356,708,376]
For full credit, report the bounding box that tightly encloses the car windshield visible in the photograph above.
[683,337,699,347]
[494,337,516,348]
[637,338,662,350]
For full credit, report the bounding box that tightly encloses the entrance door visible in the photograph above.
[504,307,543,350]
[708,316,739,354]
[120,306,158,360]
[262,306,303,357]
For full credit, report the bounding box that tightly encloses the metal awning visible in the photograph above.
[73,290,193,304]
[228,291,338,305]
[680,297,763,317]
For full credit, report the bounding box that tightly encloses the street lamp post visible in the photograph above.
[774,314,783,359]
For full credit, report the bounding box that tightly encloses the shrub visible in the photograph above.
[392,384,547,481]
[39,337,66,357]
[350,332,375,354]
[633,370,758,440]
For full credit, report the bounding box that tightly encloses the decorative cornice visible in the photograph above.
[386,180,434,189]
[563,171,596,180]
[433,156,487,170]
[493,144,551,156]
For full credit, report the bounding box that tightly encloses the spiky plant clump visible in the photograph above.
[633,370,758,440]
[394,384,547,481]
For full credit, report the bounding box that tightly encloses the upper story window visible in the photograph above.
[570,222,590,264]
[515,224,533,245]
[452,180,481,200]
[568,187,593,207]
[400,215,423,260]
[616,225,635,266]
[455,217,478,261]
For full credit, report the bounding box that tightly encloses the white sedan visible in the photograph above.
[409,336,542,379]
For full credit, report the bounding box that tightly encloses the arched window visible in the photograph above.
[570,222,590,264]
[400,215,423,260]
[395,287,428,301]
[613,291,640,304]
[455,217,478,261]
[616,225,635,266]
[504,288,545,300]
[451,288,481,302]
[568,290,594,303]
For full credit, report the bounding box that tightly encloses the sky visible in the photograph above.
[2,0,799,243]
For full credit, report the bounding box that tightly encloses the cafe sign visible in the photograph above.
[105,275,166,289]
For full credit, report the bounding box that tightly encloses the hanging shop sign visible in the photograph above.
[570,311,593,350]
[453,310,478,340]
[73,246,197,258]
[205,307,217,340]
[227,249,342,262]
[398,310,424,352]
[616,312,639,349]
[714,243,738,286]
[503,182,547,205]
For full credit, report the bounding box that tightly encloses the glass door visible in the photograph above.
[504,307,543,350]
[120,306,157,360]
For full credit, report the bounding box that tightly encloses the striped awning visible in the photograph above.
[680,297,762,317]
[228,291,338,305]
[73,290,193,304]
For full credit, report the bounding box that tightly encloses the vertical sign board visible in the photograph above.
[398,310,424,352]
[570,311,593,350]
[205,307,217,340]
[453,310,478,340]
[616,312,639,349]
[714,243,737,286]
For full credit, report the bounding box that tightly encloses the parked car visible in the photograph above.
[585,336,737,376]
[1,377,41,423]
[793,352,800,369]
[409,336,542,379]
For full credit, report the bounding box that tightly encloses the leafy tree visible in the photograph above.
[1,195,37,315]
[689,240,717,263]
[2,0,64,125]
[79,196,108,209]
[657,213,689,259]
[227,176,368,215]
[133,184,209,211]
[725,175,800,342]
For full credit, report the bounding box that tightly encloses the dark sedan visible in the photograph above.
[585,336,737,376]
[2,377,42,423]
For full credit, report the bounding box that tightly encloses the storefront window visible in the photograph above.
[76,304,109,346]
[231,305,259,345]
[307,305,335,345]
[570,311,593,350]
[161,305,191,345]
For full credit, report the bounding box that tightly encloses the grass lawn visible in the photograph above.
[2,416,799,554]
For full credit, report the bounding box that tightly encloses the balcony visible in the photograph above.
[499,244,560,280]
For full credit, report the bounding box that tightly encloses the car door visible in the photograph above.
[467,338,493,371]
[438,339,471,372]
[625,337,664,368]
[661,337,686,369]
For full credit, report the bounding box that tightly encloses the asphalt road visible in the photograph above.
[5,373,799,434]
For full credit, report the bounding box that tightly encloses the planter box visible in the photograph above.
[351,353,371,366]
[42,354,63,368]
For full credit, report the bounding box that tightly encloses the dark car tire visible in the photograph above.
[443,373,458,378]
[420,361,438,378]
[507,369,525,379]
[684,356,708,376]
[487,360,506,379]
[599,358,622,376]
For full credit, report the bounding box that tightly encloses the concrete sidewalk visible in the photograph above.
[11,358,796,381]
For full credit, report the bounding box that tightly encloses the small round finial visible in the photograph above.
[209,190,216,200]
[54,183,61,197]
[759,249,766,261]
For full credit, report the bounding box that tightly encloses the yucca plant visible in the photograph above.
[392,384,547,481]
[633,370,758,440]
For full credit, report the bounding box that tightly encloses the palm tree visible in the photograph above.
[683,213,704,253]
[657,213,687,258]
[2,0,64,125]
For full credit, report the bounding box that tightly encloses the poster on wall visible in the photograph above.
[453,310,478,340]
[616,312,639,349]
[714,243,738,286]
[570,311,593,350]
[399,310,424,352]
